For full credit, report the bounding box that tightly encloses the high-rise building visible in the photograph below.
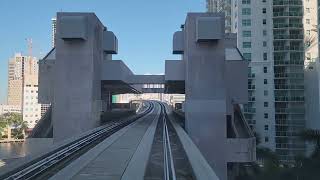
[52,17,57,47]
[207,0,306,162]
[206,0,232,32]
[7,53,42,129]
[7,53,26,106]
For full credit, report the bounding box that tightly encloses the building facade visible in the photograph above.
[207,0,306,162]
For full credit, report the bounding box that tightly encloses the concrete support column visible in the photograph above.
[53,13,104,142]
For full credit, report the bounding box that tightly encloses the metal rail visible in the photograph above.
[3,101,153,180]
[161,103,177,180]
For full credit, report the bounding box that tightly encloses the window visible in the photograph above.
[263,41,267,47]
[263,19,266,25]
[264,67,268,73]
[264,125,269,130]
[243,42,252,48]
[263,30,267,36]
[306,19,310,24]
[243,30,251,37]
[262,8,266,14]
[264,79,268,84]
[263,53,268,60]
[264,113,268,119]
[264,90,268,96]
[306,30,311,36]
[242,19,251,26]
[243,53,252,61]
[306,8,310,13]
[242,8,251,15]
[264,102,269,107]
[265,137,269,142]
[242,0,251,4]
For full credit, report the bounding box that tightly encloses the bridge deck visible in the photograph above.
[50,104,161,180]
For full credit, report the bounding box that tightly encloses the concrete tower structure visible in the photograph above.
[207,0,306,162]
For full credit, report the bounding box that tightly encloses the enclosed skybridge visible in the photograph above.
[34,12,255,180]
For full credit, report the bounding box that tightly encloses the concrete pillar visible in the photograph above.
[52,13,104,142]
[183,13,228,180]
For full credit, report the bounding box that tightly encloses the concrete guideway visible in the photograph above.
[50,101,162,180]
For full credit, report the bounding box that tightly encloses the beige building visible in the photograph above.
[7,53,42,129]
[304,0,318,65]
[7,53,26,106]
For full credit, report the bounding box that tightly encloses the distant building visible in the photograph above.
[22,75,41,129]
[0,104,21,115]
[52,17,57,47]
[7,53,25,106]
[7,53,43,129]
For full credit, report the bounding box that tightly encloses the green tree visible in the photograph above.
[0,112,26,139]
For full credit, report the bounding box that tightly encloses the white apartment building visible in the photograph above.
[23,75,41,129]
[207,0,306,162]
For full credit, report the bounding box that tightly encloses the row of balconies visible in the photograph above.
[273,0,302,6]
[275,108,305,114]
[275,131,300,137]
[274,85,304,90]
[248,85,255,90]
[274,96,304,102]
[248,73,255,78]
[274,60,304,66]
[273,23,303,29]
[274,46,303,51]
[244,107,256,114]
[275,120,305,126]
[276,143,305,149]
[274,73,304,79]
[273,12,303,17]
[273,34,303,40]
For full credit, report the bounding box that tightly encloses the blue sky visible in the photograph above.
[0,0,205,104]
